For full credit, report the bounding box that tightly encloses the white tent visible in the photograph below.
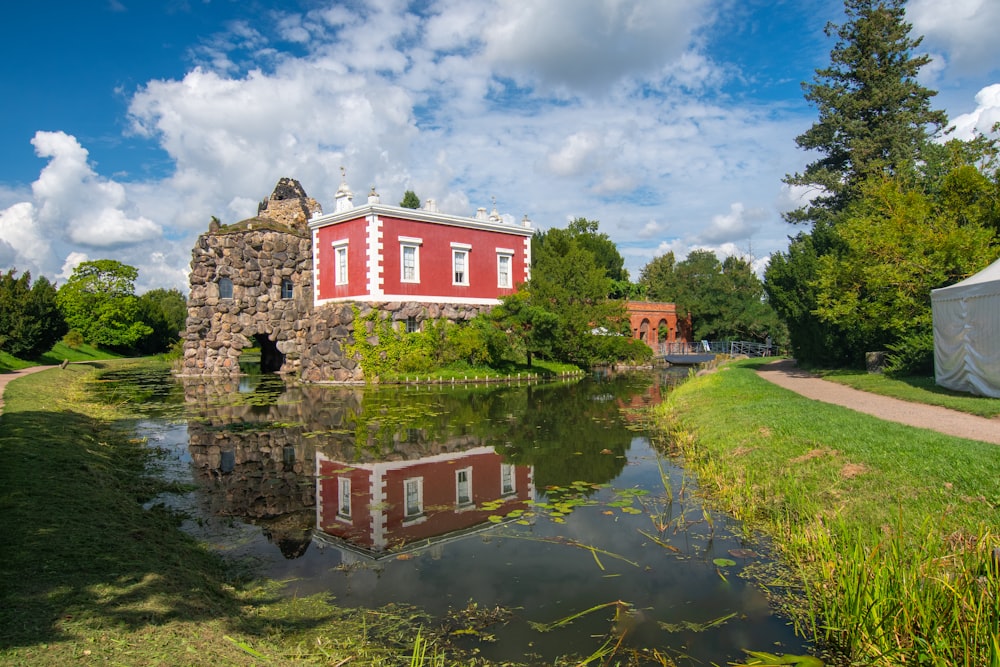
[931,257,1000,397]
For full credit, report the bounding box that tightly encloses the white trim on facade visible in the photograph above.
[309,203,534,240]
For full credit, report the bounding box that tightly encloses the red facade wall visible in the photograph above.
[314,216,368,302]
[312,210,530,305]
[379,216,526,301]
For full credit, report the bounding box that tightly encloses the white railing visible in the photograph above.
[658,340,773,357]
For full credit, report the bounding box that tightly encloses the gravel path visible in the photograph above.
[756,359,1000,445]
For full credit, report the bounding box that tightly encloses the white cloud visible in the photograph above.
[909,0,1000,78]
[947,84,1000,139]
[483,0,713,91]
[16,0,994,296]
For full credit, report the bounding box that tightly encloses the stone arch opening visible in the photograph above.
[657,319,671,342]
[254,333,285,373]
[638,319,650,342]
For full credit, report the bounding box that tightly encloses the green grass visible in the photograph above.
[0,360,479,666]
[0,342,123,372]
[657,359,1000,666]
[814,367,1000,418]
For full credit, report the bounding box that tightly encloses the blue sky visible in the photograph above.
[1,0,998,293]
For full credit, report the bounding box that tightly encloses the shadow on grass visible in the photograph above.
[0,403,334,653]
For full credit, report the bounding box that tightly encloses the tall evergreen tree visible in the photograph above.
[784,0,947,224]
[399,190,420,209]
[768,0,947,366]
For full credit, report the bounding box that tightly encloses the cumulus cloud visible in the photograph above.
[948,84,1000,139]
[483,0,713,91]
[909,0,1000,77]
[0,131,164,287]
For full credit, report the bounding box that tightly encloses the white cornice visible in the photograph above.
[309,204,535,238]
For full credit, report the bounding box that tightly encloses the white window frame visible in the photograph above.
[333,239,349,286]
[337,477,352,520]
[500,463,516,496]
[455,467,473,506]
[496,249,514,289]
[281,279,294,299]
[452,243,471,286]
[399,236,422,283]
[404,477,424,518]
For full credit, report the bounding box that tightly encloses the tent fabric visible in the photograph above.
[931,257,1000,398]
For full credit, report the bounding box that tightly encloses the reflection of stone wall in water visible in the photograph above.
[181,376,518,557]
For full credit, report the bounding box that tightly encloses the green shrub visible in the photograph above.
[884,330,934,376]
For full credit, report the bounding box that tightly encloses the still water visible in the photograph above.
[94,367,810,665]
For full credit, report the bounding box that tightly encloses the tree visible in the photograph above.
[136,288,187,354]
[784,0,947,224]
[811,174,997,367]
[494,226,629,367]
[769,0,949,366]
[0,270,66,359]
[400,190,420,209]
[56,260,153,351]
[640,250,783,342]
[532,218,628,287]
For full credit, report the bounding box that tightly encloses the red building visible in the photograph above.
[315,447,534,558]
[625,300,691,352]
[309,180,535,307]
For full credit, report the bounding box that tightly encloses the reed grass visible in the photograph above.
[656,359,1000,666]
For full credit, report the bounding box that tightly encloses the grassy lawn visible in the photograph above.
[814,367,1000,418]
[0,343,123,372]
[656,359,1000,666]
[0,360,463,666]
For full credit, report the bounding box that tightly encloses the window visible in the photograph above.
[456,468,473,506]
[451,243,471,286]
[501,464,515,496]
[281,279,294,299]
[404,477,423,518]
[338,477,351,519]
[496,251,513,289]
[218,277,233,300]
[333,240,349,285]
[405,316,419,333]
[399,236,422,283]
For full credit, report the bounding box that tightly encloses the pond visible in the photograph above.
[94,367,813,665]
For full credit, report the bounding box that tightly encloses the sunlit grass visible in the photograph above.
[657,359,1000,665]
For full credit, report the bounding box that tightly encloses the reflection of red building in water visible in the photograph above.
[316,447,534,558]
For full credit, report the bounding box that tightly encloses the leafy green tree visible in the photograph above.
[400,190,420,209]
[533,218,628,285]
[0,270,66,359]
[136,288,187,354]
[811,174,997,367]
[56,260,153,351]
[528,226,627,366]
[640,250,783,343]
[784,0,947,223]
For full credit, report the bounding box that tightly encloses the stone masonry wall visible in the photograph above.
[182,227,316,375]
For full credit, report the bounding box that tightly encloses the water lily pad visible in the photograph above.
[713,558,737,567]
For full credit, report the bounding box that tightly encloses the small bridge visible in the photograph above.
[656,340,773,365]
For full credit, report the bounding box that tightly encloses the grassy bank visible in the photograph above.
[0,360,463,666]
[0,342,122,372]
[656,358,1000,665]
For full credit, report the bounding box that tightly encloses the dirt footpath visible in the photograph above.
[757,359,1000,445]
